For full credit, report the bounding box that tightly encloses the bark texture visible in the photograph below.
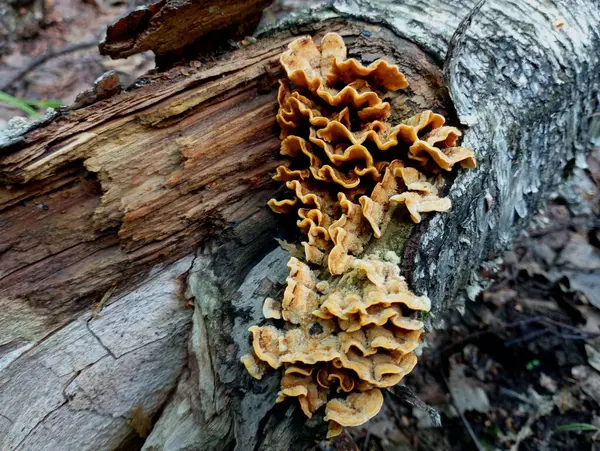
[0,1,599,450]
[99,0,273,59]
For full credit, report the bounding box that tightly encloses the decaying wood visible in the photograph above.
[99,0,273,60]
[0,19,447,366]
[0,257,192,450]
[1,0,599,450]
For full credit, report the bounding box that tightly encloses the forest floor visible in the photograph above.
[1,1,599,450]
[0,0,153,127]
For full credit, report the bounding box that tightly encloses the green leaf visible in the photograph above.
[23,98,62,109]
[556,423,599,432]
[0,90,41,117]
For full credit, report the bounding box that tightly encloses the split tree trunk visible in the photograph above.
[1,1,599,450]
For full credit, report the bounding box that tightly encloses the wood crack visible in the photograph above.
[0,412,14,425]
[11,399,68,450]
[85,319,118,360]
[0,235,114,285]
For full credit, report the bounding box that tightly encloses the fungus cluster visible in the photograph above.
[241,33,475,437]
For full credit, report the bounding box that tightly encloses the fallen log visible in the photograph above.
[0,0,599,450]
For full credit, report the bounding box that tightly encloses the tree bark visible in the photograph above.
[0,1,599,450]
[99,0,273,61]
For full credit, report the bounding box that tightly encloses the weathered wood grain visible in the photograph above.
[99,0,273,60]
[0,37,286,357]
[0,19,447,364]
[0,257,192,451]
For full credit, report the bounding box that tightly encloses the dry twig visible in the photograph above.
[1,40,98,92]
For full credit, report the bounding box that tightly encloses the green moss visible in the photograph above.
[364,207,415,263]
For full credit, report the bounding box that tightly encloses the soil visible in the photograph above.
[1,1,599,450]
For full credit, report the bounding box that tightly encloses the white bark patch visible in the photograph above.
[0,258,193,451]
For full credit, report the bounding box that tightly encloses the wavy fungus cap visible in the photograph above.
[242,32,475,438]
[324,388,384,427]
[244,254,427,435]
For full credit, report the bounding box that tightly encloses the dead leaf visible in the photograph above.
[586,343,600,373]
[531,243,556,266]
[565,271,600,309]
[448,356,490,414]
[128,405,152,438]
[572,365,600,406]
[556,236,600,271]
[553,389,578,414]
[578,306,600,334]
[539,373,557,393]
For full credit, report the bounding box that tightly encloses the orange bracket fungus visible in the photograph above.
[241,32,476,438]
